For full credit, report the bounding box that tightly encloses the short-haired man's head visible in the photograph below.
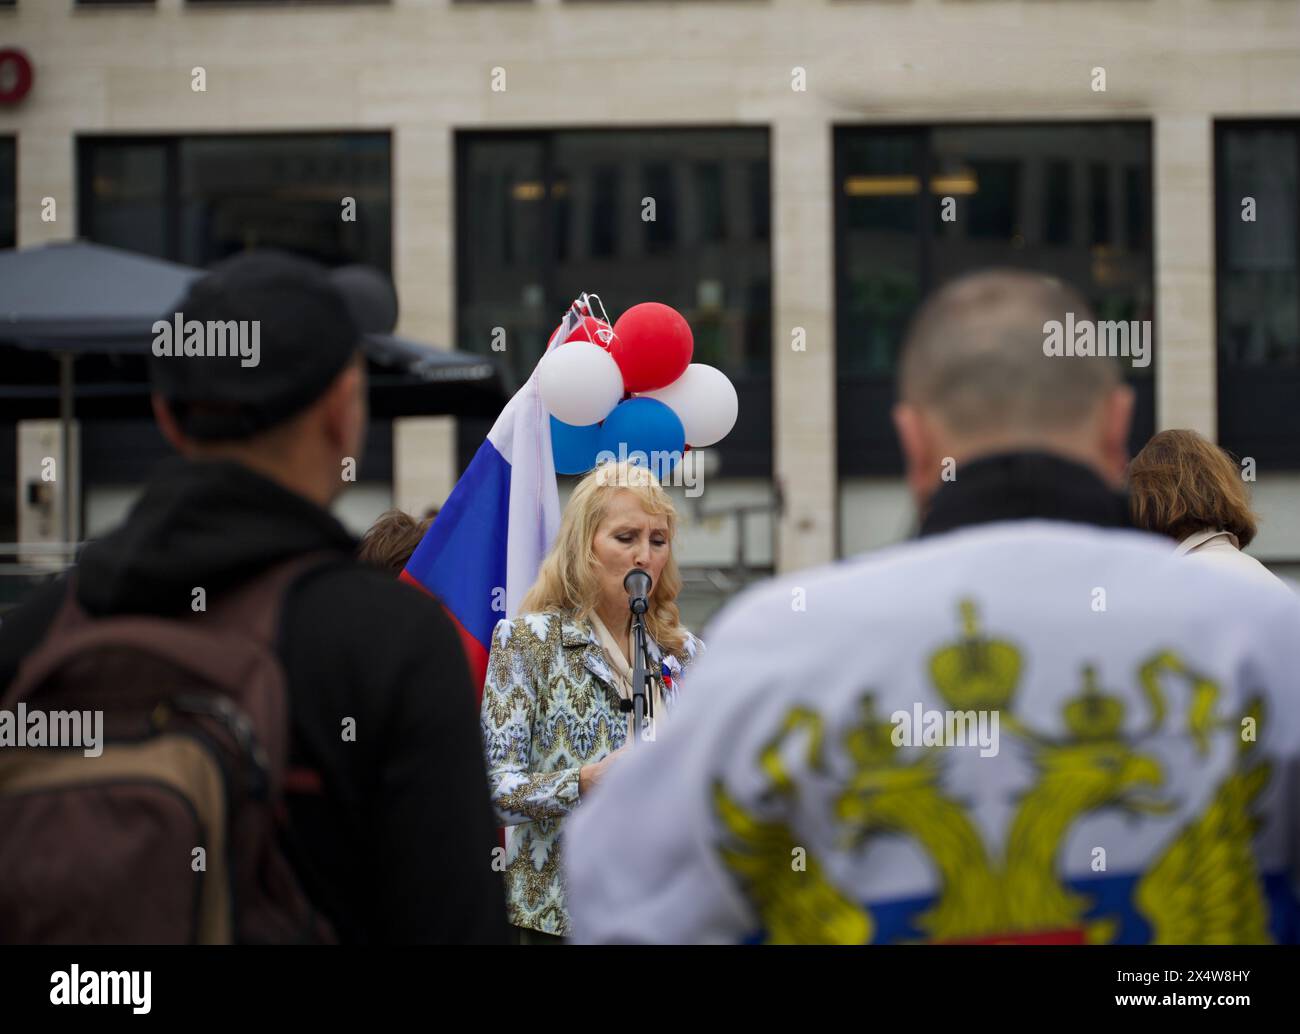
[898,269,1121,437]
[151,249,365,446]
[358,508,434,574]
[158,348,371,452]
[1128,429,1258,548]
[162,350,365,445]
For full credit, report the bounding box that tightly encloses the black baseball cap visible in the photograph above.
[150,250,363,440]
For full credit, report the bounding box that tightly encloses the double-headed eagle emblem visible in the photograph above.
[713,600,1273,944]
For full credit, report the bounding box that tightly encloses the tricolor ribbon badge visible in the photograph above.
[661,654,682,690]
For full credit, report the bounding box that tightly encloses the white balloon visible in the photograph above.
[538,340,624,426]
[639,363,738,447]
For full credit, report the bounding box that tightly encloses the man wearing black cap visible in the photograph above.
[0,251,509,944]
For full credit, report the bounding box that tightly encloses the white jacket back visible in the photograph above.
[566,520,1300,945]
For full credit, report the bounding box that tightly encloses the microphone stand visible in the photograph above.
[628,595,654,745]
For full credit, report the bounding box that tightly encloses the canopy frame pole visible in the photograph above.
[59,351,74,550]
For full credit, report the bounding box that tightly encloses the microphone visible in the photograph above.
[624,569,652,615]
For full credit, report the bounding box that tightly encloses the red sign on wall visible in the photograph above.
[0,48,34,105]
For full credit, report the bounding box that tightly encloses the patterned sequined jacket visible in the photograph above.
[480,609,703,936]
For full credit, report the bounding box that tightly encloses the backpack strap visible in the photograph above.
[200,549,350,790]
[203,550,348,646]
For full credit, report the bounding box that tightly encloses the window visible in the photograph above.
[695,162,726,243]
[0,137,14,250]
[82,140,169,258]
[1089,163,1112,247]
[642,162,677,252]
[1125,165,1148,252]
[967,160,1019,240]
[75,133,395,488]
[1216,122,1300,468]
[78,133,392,271]
[1044,160,1072,246]
[457,128,772,477]
[590,166,618,258]
[835,123,1155,474]
[748,158,770,241]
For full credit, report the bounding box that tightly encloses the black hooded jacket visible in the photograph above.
[0,458,508,944]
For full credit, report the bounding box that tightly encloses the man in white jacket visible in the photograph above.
[565,269,1300,945]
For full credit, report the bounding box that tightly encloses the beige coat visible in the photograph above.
[1175,529,1291,592]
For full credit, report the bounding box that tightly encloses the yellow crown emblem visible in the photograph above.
[1062,665,1125,740]
[929,599,1021,711]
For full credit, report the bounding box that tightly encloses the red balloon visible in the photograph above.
[565,316,617,351]
[611,302,693,393]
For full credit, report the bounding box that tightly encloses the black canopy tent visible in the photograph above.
[0,241,506,539]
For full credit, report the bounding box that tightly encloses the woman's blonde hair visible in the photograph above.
[521,461,689,657]
[1129,428,1259,547]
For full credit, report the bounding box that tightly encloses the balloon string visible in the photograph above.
[560,291,615,350]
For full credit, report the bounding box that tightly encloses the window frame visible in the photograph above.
[453,125,774,478]
[832,119,1157,476]
[76,129,394,273]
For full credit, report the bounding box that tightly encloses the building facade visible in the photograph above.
[2,0,1298,619]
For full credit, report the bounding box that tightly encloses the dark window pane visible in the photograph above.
[458,129,772,477]
[1044,160,1072,246]
[457,137,547,364]
[0,137,15,250]
[967,160,1019,240]
[838,130,922,382]
[1215,122,1300,468]
[81,141,169,260]
[73,133,395,491]
[837,123,1154,475]
[694,162,726,243]
[177,134,391,271]
[842,132,918,234]
[78,133,392,273]
[642,162,677,252]
[749,158,770,241]
[1125,165,1147,251]
[1218,125,1298,369]
[590,166,618,258]
[553,176,571,263]
[1090,162,1112,246]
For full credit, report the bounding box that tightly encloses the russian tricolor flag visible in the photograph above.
[401,304,586,698]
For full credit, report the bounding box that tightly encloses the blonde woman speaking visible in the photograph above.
[480,461,703,943]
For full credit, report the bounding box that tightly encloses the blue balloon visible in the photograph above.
[596,397,686,478]
[550,416,602,475]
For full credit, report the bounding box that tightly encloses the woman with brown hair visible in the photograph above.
[1128,429,1285,590]
[356,508,434,573]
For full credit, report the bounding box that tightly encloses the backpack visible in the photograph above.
[0,553,340,944]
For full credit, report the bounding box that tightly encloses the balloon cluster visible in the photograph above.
[539,299,739,476]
